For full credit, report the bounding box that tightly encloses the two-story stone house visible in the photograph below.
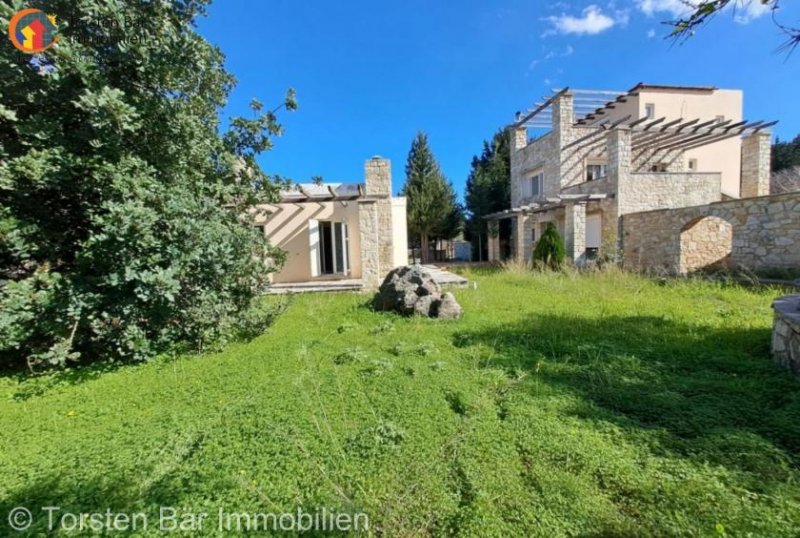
[486,83,799,273]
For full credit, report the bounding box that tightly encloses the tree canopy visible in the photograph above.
[773,134,800,171]
[0,0,293,370]
[464,129,511,261]
[401,132,462,262]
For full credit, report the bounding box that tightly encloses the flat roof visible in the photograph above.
[628,83,717,93]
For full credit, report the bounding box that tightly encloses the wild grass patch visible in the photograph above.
[1,271,798,536]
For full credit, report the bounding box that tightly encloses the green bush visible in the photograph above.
[533,223,566,268]
[0,0,294,370]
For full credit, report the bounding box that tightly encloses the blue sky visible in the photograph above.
[197,0,800,200]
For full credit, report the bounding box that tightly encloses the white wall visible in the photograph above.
[391,197,408,267]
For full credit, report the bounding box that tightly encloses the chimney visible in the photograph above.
[364,156,391,196]
[740,132,771,198]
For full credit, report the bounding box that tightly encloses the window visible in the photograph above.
[649,163,669,172]
[586,162,607,182]
[688,158,698,171]
[645,103,655,119]
[525,170,543,198]
[715,115,725,123]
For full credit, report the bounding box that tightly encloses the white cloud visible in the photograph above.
[647,28,657,38]
[636,0,693,18]
[615,9,631,27]
[530,45,575,70]
[733,1,772,23]
[636,0,772,23]
[544,5,616,36]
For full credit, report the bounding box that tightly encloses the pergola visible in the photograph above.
[513,86,776,155]
[484,193,609,220]
[278,182,364,203]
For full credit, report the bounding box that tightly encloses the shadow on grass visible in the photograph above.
[457,314,800,466]
[3,360,128,402]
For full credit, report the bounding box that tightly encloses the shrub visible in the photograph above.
[533,223,566,269]
[0,1,295,370]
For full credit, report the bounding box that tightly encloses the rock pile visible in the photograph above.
[372,266,462,319]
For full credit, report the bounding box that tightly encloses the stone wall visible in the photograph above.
[621,192,800,273]
[359,157,397,290]
[772,295,800,377]
[510,131,557,206]
[679,216,733,273]
[618,172,722,215]
[741,132,771,198]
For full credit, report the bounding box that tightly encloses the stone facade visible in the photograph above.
[679,216,733,273]
[741,132,771,198]
[499,89,785,270]
[359,157,398,290]
[772,295,800,377]
[564,203,586,262]
[621,192,800,273]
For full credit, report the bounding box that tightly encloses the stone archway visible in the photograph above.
[679,215,733,274]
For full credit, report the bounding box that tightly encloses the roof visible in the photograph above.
[278,182,364,203]
[628,83,717,94]
[514,83,724,129]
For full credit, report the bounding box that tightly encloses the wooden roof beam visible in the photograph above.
[639,116,667,131]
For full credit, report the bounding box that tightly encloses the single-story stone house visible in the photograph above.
[486,83,800,273]
[253,157,408,290]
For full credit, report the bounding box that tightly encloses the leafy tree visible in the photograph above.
[668,0,799,54]
[772,134,800,171]
[533,223,565,269]
[0,0,295,370]
[401,132,462,263]
[465,129,511,261]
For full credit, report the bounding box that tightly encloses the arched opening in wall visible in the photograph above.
[679,216,733,274]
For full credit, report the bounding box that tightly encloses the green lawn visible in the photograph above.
[2,270,800,536]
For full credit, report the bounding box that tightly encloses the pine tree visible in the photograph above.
[401,132,462,263]
[533,223,566,269]
[465,129,511,260]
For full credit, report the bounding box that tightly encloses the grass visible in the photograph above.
[1,269,800,536]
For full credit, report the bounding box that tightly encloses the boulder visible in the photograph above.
[373,266,462,319]
[437,292,462,320]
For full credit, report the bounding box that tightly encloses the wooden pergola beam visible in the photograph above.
[561,120,613,150]
[655,119,743,152]
[632,118,700,149]
[678,120,777,152]
[514,87,570,127]
[635,118,733,155]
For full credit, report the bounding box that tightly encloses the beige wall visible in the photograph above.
[255,201,363,284]
[391,197,409,267]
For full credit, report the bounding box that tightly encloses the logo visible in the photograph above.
[8,8,58,53]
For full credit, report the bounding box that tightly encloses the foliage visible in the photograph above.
[401,132,462,262]
[532,222,566,268]
[773,134,800,171]
[464,129,511,261]
[2,272,800,536]
[0,0,294,369]
[668,0,799,54]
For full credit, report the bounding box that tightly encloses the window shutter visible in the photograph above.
[309,219,320,277]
